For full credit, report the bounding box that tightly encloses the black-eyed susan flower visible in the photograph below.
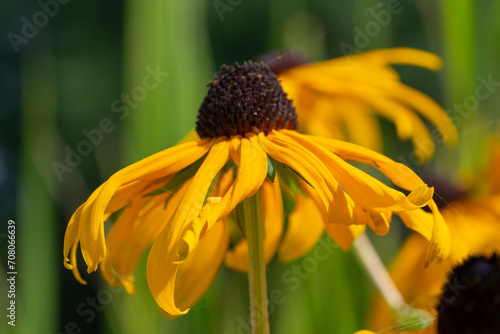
[64,61,450,321]
[259,47,459,162]
[355,255,500,334]
[368,140,500,333]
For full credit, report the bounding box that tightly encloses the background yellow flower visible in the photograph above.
[368,139,500,333]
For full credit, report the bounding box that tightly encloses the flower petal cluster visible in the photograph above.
[63,60,450,318]
[367,140,500,334]
[268,48,458,161]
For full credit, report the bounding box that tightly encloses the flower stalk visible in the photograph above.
[353,233,434,331]
[239,188,270,334]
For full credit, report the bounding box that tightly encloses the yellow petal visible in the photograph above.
[278,194,325,262]
[366,211,392,236]
[104,176,173,215]
[171,220,229,315]
[397,208,433,241]
[298,180,365,250]
[206,134,268,227]
[78,138,213,273]
[392,84,458,146]
[358,94,421,141]
[359,47,443,71]
[258,131,334,211]
[284,131,433,211]
[443,197,500,263]
[64,203,84,270]
[225,179,284,271]
[324,223,366,251]
[263,131,369,225]
[101,180,190,293]
[425,200,451,264]
[336,99,383,151]
[146,140,230,316]
[147,199,225,317]
[305,133,427,190]
[69,239,87,285]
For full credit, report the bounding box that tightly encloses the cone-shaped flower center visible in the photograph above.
[437,254,500,334]
[196,61,298,138]
[257,49,309,74]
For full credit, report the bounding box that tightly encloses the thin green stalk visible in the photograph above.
[353,233,433,331]
[239,189,270,334]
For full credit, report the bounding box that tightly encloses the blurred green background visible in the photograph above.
[1,0,499,333]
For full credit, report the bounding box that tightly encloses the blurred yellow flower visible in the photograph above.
[63,61,449,318]
[367,140,500,333]
[261,47,458,162]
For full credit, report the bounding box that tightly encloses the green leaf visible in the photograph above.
[267,155,276,182]
[275,161,312,195]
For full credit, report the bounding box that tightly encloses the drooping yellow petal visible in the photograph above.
[299,94,345,140]
[392,83,458,146]
[298,179,366,250]
[64,203,84,270]
[425,200,451,264]
[278,195,325,262]
[366,211,392,236]
[324,222,366,251]
[446,198,500,264]
[358,47,443,71]
[206,134,268,227]
[397,208,433,241]
[78,138,213,273]
[104,176,173,215]
[305,133,427,190]
[258,132,333,211]
[172,220,229,315]
[336,99,383,151]
[225,179,284,271]
[69,240,87,285]
[147,197,224,317]
[146,139,230,316]
[101,180,190,293]
[278,47,457,162]
[283,131,433,211]
[262,131,369,226]
[358,94,422,141]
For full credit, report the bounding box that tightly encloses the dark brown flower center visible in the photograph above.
[196,61,298,138]
[257,49,309,75]
[437,254,500,334]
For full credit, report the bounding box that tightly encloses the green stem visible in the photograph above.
[239,189,270,334]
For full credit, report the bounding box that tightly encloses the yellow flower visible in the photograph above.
[260,47,458,162]
[63,61,449,317]
[367,140,500,333]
